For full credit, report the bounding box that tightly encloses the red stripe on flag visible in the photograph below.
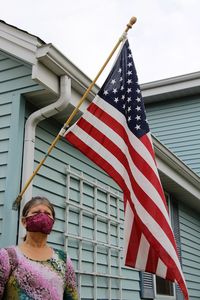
[125,217,141,267]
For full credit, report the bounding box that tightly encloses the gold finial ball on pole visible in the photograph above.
[126,16,137,32]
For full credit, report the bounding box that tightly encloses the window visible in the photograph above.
[155,276,175,297]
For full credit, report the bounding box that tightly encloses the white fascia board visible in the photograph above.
[141,72,200,102]
[0,38,59,95]
[0,22,41,65]
[32,61,59,95]
[0,22,59,96]
[0,22,98,101]
[36,43,99,101]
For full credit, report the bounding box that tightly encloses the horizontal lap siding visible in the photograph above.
[0,92,12,239]
[146,96,200,298]
[33,119,140,300]
[0,53,13,226]
[0,51,40,246]
[179,204,200,300]
[146,96,200,176]
[0,52,37,94]
[33,121,121,246]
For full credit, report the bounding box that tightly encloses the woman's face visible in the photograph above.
[21,203,55,234]
[25,204,54,220]
[27,204,53,219]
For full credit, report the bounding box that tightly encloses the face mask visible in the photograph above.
[25,212,54,234]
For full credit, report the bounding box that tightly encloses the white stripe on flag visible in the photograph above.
[135,234,150,270]
[123,201,134,259]
[156,258,168,278]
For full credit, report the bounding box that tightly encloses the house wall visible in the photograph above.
[0,51,42,247]
[1,47,200,299]
[179,203,200,300]
[146,96,200,176]
[146,96,200,299]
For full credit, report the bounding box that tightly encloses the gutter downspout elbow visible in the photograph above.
[21,75,71,207]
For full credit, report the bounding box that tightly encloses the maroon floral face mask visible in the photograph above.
[25,212,54,234]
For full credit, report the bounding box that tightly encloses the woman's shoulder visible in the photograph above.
[0,247,8,259]
[0,246,17,271]
[0,245,16,257]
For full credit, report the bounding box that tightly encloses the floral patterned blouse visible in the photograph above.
[0,246,79,300]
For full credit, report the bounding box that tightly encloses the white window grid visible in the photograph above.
[64,165,124,300]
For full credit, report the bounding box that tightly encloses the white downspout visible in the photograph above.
[18,75,71,241]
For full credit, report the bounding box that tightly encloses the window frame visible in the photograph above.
[154,276,176,300]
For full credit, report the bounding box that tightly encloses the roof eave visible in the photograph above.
[141,72,200,103]
[0,20,98,101]
[36,43,99,100]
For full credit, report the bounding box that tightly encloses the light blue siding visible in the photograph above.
[0,91,25,246]
[146,96,200,176]
[0,92,13,240]
[179,204,200,300]
[145,96,200,298]
[0,52,37,94]
[0,51,42,247]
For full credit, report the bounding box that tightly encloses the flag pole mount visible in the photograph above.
[13,16,137,210]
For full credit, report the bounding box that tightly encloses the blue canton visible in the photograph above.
[98,40,149,138]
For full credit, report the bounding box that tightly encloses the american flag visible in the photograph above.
[64,40,188,299]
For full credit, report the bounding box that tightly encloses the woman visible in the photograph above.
[0,196,79,299]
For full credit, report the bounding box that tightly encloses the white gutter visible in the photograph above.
[141,71,200,103]
[18,75,71,241]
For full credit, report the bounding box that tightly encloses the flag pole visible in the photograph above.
[13,16,137,209]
